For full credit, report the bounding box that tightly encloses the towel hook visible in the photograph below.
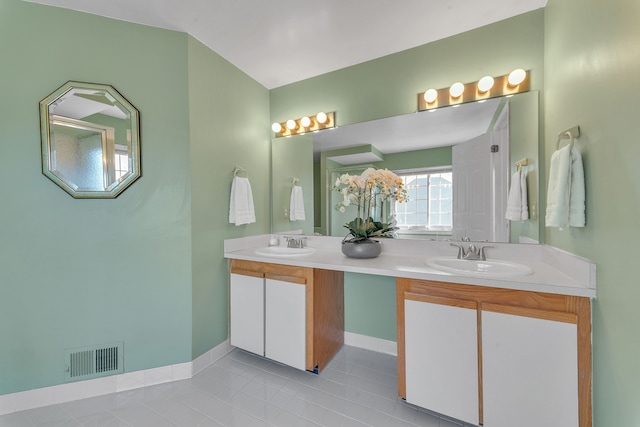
[292,177,301,186]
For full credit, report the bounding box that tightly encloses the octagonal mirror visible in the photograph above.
[40,81,141,198]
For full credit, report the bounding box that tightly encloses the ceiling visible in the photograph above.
[25,0,546,89]
[315,97,503,164]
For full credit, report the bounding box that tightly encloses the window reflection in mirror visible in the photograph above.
[40,81,140,199]
[394,168,453,236]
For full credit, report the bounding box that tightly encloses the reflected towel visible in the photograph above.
[505,170,529,221]
[289,185,306,221]
[229,176,256,225]
[545,145,585,227]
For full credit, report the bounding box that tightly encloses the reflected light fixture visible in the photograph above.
[417,69,530,111]
[423,88,438,104]
[316,111,328,124]
[286,119,297,130]
[271,112,336,137]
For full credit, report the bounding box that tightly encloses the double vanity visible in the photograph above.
[224,235,596,427]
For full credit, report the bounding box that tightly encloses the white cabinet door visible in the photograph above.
[265,277,306,371]
[229,273,264,356]
[482,307,579,427]
[405,295,479,425]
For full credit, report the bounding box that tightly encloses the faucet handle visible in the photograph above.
[450,243,465,259]
[479,245,493,261]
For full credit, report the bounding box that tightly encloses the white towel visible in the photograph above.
[568,146,585,227]
[505,170,529,221]
[229,176,256,225]
[289,185,306,221]
[545,145,585,228]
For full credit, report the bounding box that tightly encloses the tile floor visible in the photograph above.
[0,346,473,427]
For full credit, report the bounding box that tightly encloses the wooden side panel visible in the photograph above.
[576,298,592,427]
[312,269,344,372]
[397,278,407,398]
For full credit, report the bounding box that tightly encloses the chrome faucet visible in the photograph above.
[285,236,306,248]
[450,243,492,261]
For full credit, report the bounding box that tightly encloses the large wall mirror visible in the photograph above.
[39,81,141,199]
[272,91,540,244]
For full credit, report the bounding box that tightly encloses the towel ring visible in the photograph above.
[233,166,248,178]
[292,178,301,186]
[556,132,575,150]
[557,125,580,150]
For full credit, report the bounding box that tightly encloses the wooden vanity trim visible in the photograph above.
[397,277,592,427]
[482,302,578,324]
[265,272,307,285]
[230,267,263,279]
[405,292,477,310]
[229,259,344,373]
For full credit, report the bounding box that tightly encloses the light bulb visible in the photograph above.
[449,82,465,98]
[286,119,297,130]
[423,88,438,104]
[271,122,282,133]
[508,68,526,86]
[300,116,311,127]
[477,76,494,93]
[316,112,328,124]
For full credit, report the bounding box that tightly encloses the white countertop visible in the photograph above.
[224,235,596,299]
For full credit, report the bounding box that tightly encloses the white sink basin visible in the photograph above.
[254,246,317,257]
[425,256,533,277]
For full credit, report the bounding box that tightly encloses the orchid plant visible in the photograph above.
[332,168,408,241]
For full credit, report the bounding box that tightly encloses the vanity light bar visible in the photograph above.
[272,112,335,137]
[418,69,530,112]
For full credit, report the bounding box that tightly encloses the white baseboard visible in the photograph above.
[0,340,232,416]
[344,332,397,356]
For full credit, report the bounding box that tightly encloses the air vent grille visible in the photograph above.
[64,342,123,382]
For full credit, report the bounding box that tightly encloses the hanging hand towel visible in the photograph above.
[505,170,529,221]
[545,144,585,227]
[229,176,256,225]
[289,185,306,221]
[568,146,585,227]
[545,144,572,227]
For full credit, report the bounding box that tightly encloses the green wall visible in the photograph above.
[544,0,640,424]
[270,10,545,126]
[187,38,270,359]
[271,10,545,343]
[0,0,269,395]
[344,273,396,342]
